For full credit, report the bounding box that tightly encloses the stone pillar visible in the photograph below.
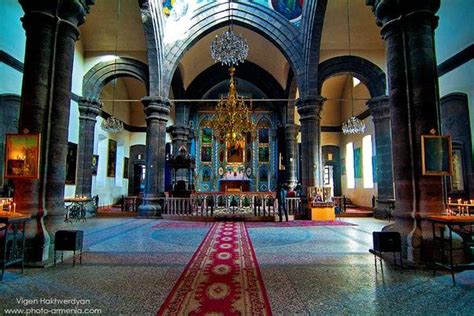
[297,97,325,195]
[138,96,170,217]
[168,125,189,155]
[16,0,93,262]
[285,124,299,190]
[76,97,101,197]
[367,96,394,218]
[168,102,191,185]
[367,0,444,261]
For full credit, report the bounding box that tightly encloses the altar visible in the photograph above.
[219,170,250,192]
[219,179,250,192]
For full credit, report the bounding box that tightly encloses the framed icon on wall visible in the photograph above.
[421,135,452,176]
[4,133,41,179]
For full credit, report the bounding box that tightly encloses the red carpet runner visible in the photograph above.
[157,222,272,315]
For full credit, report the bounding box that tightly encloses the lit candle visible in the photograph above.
[13,203,16,213]
[8,204,11,212]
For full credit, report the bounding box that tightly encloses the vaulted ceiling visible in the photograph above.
[79,0,385,125]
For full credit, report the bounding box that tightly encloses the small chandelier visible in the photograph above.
[209,67,256,145]
[101,115,124,133]
[101,0,124,133]
[342,0,365,135]
[210,0,249,66]
[342,116,366,134]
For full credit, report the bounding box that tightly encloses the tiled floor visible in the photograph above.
[1,217,474,315]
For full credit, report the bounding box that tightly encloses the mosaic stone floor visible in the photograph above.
[1,217,474,315]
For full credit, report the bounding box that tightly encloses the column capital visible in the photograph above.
[366,0,440,28]
[297,96,325,121]
[20,0,95,27]
[167,125,190,140]
[78,97,101,121]
[367,95,390,121]
[285,123,300,136]
[142,96,171,122]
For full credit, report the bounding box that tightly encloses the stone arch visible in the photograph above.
[187,61,285,100]
[162,1,304,97]
[318,56,386,98]
[82,57,149,99]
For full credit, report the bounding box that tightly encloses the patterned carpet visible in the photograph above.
[157,222,271,315]
[152,221,213,229]
[245,220,357,228]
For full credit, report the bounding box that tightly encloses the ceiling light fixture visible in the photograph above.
[101,0,124,133]
[210,0,249,66]
[342,0,365,135]
[209,67,256,146]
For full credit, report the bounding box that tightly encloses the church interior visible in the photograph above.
[1,0,474,314]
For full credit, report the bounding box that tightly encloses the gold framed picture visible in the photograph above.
[421,135,452,176]
[4,133,41,179]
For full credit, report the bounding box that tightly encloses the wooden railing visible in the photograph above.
[285,197,303,216]
[162,192,302,219]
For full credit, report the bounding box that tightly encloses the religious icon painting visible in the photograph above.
[219,148,225,163]
[269,0,304,22]
[123,157,129,179]
[201,146,212,162]
[450,148,464,192]
[259,167,268,181]
[4,133,41,179]
[201,127,212,144]
[258,128,269,144]
[246,167,252,177]
[65,142,77,184]
[202,167,211,182]
[227,141,245,163]
[258,147,269,163]
[91,155,99,176]
[107,139,117,177]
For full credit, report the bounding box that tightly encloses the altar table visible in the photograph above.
[219,179,250,192]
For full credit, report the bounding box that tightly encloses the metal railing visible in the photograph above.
[162,193,302,219]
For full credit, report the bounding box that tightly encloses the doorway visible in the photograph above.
[132,164,146,196]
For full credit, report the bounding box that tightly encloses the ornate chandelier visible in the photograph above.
[341,0,365,135]
[101,0,124,133]
[210,0,249,66]
[209,67,256,145]
[101,115,124,133]
[342,116,366,134]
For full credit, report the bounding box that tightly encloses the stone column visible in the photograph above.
[138,96,170,217]
[285,123,299,190]
[297,97,325,195]
[167,102,191,185]
[168,126,189,155]
[16,0,93,262]
[76,97,101,197]
[367,96,394,218]
[367,0,444,261]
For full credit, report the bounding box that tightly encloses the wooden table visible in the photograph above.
[64,197,92,222]
[0,211,31,280]
[427,215,474,286]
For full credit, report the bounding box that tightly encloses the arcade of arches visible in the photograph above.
[1,0,474,314]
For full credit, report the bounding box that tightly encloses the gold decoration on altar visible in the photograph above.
[209,67,256,146]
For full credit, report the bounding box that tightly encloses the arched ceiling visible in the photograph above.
[79,0,384,127]
[179,25,290,90]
